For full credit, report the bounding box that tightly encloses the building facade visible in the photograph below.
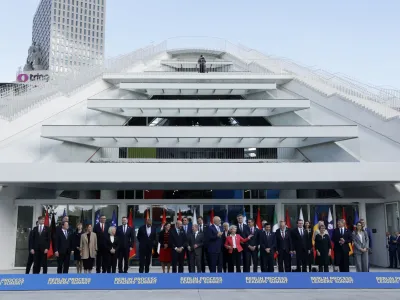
[29,0,106,72]
[1,37,400,271]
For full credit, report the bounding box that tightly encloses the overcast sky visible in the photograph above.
[1,0,399,88]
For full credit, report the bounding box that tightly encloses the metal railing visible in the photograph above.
[0,41,167,121]
[92,147,309,163]
[2,36,399,121]
[227,43,400,119]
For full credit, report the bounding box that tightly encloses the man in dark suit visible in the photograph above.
[197,216,208,272]
[236,214,250,272]
[25,221,38,274]
[30,216,50,274]
[93,215,109,273]
[246,219,260,272]
[332,219,352,272]
[275,220,292,272]
[260,222,276,272]
[116,216,134,273]
[291,219,311,272]
[137,218,156,273]
[54,216,72,249]
[182,217,193,272]
[169,220,187,273]
[387,232,398,268]
[207,216,223,273]
[187,224,204,273]
[54,221,74,274]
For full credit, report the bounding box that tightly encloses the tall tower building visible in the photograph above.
[27,0,106,73]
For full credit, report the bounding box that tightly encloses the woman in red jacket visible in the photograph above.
[224,225,253,272]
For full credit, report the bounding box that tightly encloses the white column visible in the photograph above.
[275,202,283,222]
[0,198,16,270]
[358,201,367,221]
[119,202,127,221]
[100,190,117,200]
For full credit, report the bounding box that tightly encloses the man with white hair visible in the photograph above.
[207,216,223,273]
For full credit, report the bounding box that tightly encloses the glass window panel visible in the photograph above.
[42,205,67,225]
[14,206,34,267]
[227,205,251,225]
[386,203,399,235]
[251,204,275,225]
[283,204,308,228]
[203,205,226,225]
[127,204,151,266]
[67,205,93,229]
[94,205,119,227]
[335,204,359,230]
[310,204,334,228]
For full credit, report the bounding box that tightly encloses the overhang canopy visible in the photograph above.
[119,82,277,96]
[40,125,358,148]
[86,99,310,117]
[0,162,398,190]
[103,73,293,84]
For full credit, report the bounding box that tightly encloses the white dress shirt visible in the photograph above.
[110,235,115,243]
[298,227,304,236]
[123,225,127,234]
[146,226,151,236]
[358,232,363,243]
[231,234,237,248]
[215,224,220,232]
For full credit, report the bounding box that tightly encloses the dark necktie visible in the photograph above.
[281,230,284,238]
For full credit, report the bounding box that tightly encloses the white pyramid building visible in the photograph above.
[0,37,399,270]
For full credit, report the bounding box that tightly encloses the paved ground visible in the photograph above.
[0,289,399,300]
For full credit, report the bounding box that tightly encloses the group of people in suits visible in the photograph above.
[26,215,141,274]
[27,213,373,274]
[387,230,400,269]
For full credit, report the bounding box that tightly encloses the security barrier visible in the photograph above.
[0,273,400,291]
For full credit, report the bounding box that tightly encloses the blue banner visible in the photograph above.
[0,273,399,291]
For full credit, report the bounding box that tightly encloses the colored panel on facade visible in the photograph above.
[127,148,156,158]
[212,190,243,199]
[144,190,164,199]
[266,190,280,199]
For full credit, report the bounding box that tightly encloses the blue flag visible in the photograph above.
[62,208,66,218]
[95,210,100,225]
[354,208,359,229]
[111,210,117,227]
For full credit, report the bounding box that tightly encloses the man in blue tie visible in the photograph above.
[207,216,223,273]
[182,217,193,272]
[332,219,352,272]
[169,221,186,273]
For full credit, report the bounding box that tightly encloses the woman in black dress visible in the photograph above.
[304,221,314,272]
[73,223,84,273]
[105,226,119,273]
[315,224,331,272]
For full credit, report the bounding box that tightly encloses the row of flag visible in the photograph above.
[43,205,359,261]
